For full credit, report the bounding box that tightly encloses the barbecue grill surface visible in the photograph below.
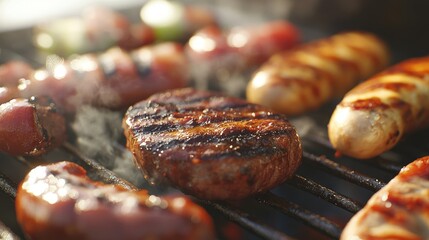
[1,1,429,239]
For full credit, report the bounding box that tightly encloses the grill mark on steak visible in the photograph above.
[140,121,295,153]
[127,98,256,121]
[130,111,284,134]
[198,144,287,160]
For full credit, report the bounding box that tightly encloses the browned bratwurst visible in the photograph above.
[341,156,429,239]
[16,161,215,240]
[123,88,302,200]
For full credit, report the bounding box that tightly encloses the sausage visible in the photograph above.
[341,156,429,239]
[0,96,66,156]
[34,6,155,56]
[228,20,300,66]
[16,161,215,240]
[328,56,429,159]
[122,88,302,200]
[186,21,300,68]
[1,42,189,112]
[0,60,33,86]
[246,31,390,115]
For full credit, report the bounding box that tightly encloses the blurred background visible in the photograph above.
[1,0,428,61]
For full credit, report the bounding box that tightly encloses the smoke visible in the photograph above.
[289,112,331,143]
[71,105,147,187]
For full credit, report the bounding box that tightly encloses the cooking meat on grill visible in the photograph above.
[140,0,217,42]
[0,60,33,86]
[16,161,215,240]
[1,42,188,112]
[123,88,302,200]
[34,5,155,56]
[246,31,390,115]
[341,156,429,239]
[329,56,429,159]
[186,20,300,69]
[0,96,66,156]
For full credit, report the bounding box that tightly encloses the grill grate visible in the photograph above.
[0,28,424,240]
[0,173,17,199]
[0,137,398,240]
[288,175,362,213]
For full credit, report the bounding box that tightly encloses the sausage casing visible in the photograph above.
[328,56,429,159]
[16,161,215,240]
[341,156,429,239]
[246,31,389,115]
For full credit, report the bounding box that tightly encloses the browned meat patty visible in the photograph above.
[123,88,302,200]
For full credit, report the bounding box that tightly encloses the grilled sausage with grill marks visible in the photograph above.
[0,42,188,112]
[0,96,66,156]
[341,156,429,239]
[16,161,215,240]
[246,31,390,115]
[328,56,429,159]
[123,88,302,200]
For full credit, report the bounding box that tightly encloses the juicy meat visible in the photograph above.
[0,97,66,156]
[328,56,429,159]
[0,42,188,112]
[341,156,429,239]
[123,88,302,200]
[247,31,389,115]
[16,161,215,240]
[0,60,33,86]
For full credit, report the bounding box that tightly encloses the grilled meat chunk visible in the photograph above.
[16,161,215,240]
[0,60,33,86]
[341,156,429,239]
[0,97,66,156]
[123,88,302,200]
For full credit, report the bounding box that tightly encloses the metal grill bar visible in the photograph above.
[61,142,137,191]
[0,221,20,240]
[0,173,17,199]
[255,192,342,239]
[289,175,362,213]
[305,136,402,173]
[303,152,386,191]
[202,200,296,240]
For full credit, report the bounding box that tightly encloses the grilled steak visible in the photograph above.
[16,161,215,240]
[123,88,302,200]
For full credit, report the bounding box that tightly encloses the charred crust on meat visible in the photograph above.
[28,96,58,113]
[131,52,152,78]
[123,88,303,200]
[386,130,400,146]
[341,97,389,110]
